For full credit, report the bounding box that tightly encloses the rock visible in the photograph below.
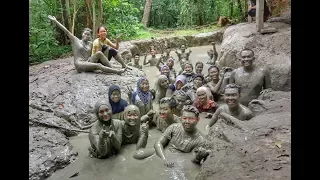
[196,91,291,180]
[29,61,144,179]
[217,22,291,91]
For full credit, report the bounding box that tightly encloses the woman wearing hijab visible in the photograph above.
[131,77,154,117]
[108,85,128,120]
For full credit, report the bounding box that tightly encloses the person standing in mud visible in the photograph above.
[154,75,170,104]
[208,83,254,129]
[205,65,226,102]
[141,97,180,133]
[162,46,172,62]
[143,49,162,66]
[229,48,272,106]
[167,74,187,96]
[175,44,192,62]
[47,15,126,75]
[154,105,210,167]
[127,53,142,70]
[92,26,128,69]
[206,42,218,65]
[88,100,123,159]
[129,77,154,117]
[172,90,192,117]
[108,85,128,120]
[121,105,149,150]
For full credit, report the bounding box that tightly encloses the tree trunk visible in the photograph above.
[237,0,243,20]
[141,0,153,27]
[92,0,96,39]
[65,0,72,31]
[229,0,234,17]
[85,0,93,30]
[59,0,68,44]
[71,0,79,35]
[96,0,103,33]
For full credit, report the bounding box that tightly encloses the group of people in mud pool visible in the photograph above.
[48,15,272,168]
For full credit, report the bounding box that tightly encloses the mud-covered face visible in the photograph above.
[207,50,213,58]
[240,50,254,67]
[82,30,92,42]
[111,90,120,103]
[195,64,203,74]
[160,78,169,89]
[151,49,156,56]
[140,79,149,92]
[193,77,203,88]
[224,88,240,108]
[167,59,174,67]
[176,81,184,90]
[185,64,192,74]
[181,111,199,132]
[98,27,107,39]
[159,103,173,120]
[98,105,112,122]
[197,91,207,105]
[209,67,219,80]
[125,110,139,126]
[161,67,170,77]
[181,45,186,52]
[174,95,187,110]
[134,55,140,63]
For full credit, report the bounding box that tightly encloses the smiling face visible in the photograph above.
[193,77,203,88]
[181,111,199,132]
[195,63,203,74]
[134,55,140,63]
[181,45,186,52]
[197,90,207,105]
[167,59,174,67]
[184,64,193,74]
[140,79,149,92]
[111,90,120,103]
[98,105,112,122]
[159,103,173,120]
[224,88,240,108]
[240,50,254,68]
[161,66,170,77]
[174,94,187,110]
[125,110,139,126]
[82,30,92,42]
[98,27,107,39]
[151,49,156,56]
[209,67,219,80]
[159,78,169,89]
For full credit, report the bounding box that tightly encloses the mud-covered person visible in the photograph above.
[108,85,128,120]
[207,83,254,129]
[154,105,210,167]
[127,53,143,70]
[141,97,180,133]
[143,49,162,66]
[88,100,123,159]
[182,74,206,102]
[172,90,192,117]
[121,105,149,150]
[229,48,272,106]
[154,75,170,104]
[175,44,192,62]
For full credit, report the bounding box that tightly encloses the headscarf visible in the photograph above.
[133,77,152,105]
[154,75,169,92]
[160,65,170,79]
[94,99,112,125]
[123,105,141,126]
[174,75,187,89]
[108,85,128,114]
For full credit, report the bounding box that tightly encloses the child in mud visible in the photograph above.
[154,105,210,167]
[207,83,254,129]
[88,100,123,159]
[141,97,180,133]
[121,105,149,150]
[108,85,128,120]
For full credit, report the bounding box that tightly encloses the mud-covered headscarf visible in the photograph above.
[174,75,186,89]
[154,75,169,92]
[160,65,170,79]
[123,105,141,127]
[94,99,112,125]
[108,85,128,114]
[132,77,152,105]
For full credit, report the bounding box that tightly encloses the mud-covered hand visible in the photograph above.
[164,160,174,168]
[141,121,149,134]
[116,34,121,42]
[108,125,115,138]
[48,15,56,21]
[99,124,110,139]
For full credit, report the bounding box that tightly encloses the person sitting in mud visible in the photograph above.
[92,26,128,69]
[158,64,175,84]
[179,63,195,83]
[172,90,192,117]
[204,65,226,102]
[129,77,154,117]
[154,105,210,167]
[88,100,123,159]
[229,48,272,106]
[156,57,176,82]
[167,74,187,96]
[108,85,128,120]
[208,83,254,128]
[121,105,149,150]
[182,74,205,102]
[47,15,126,75]
[195,61,204,76]
[193,87,217,113]
[143,49,162,67]
[154,75,170,104]
[141,97,180,133]
[175,44,192,62]
[206,42,218,65]
[127,53,142,70]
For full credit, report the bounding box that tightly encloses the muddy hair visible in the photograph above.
[160,97,177,110]
[240,48,254,56]
[134,53,140,57]
[184,63,193,70]
[195,61,204,67]
[224,83,241,94]
[182,105,200,117]
[208,65,219,73]
[172,90,191,101]
[83,28,92,33]
[193,74,204,82]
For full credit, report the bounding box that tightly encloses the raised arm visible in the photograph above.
[106,37,119,50]
[229,70,236,84]
[137,121,149,149]
[143,53,150,65]
[208,107,222,127]
[48,15,76,41]
[155,56,163,71]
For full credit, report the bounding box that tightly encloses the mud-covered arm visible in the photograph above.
[106,38,119,50]
[219,112,243,130]
[190,141,207,164]
[89,126,108,158]
[155,57,162,71]
[212,78,224,94]
[48,15,76,41]
[154,135,170,161]
[137,122,149,149]
[143,55,150,65]
[208,107,222,127]
[110,124,123,153]
[229,70,236,84]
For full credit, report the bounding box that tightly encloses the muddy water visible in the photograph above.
[47,45,218,180]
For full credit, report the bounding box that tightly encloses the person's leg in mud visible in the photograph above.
[89,51,112,67]
[107,48,127,68]
[77,62,126,75]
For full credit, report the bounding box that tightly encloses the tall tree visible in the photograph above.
[141,0,152,27]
